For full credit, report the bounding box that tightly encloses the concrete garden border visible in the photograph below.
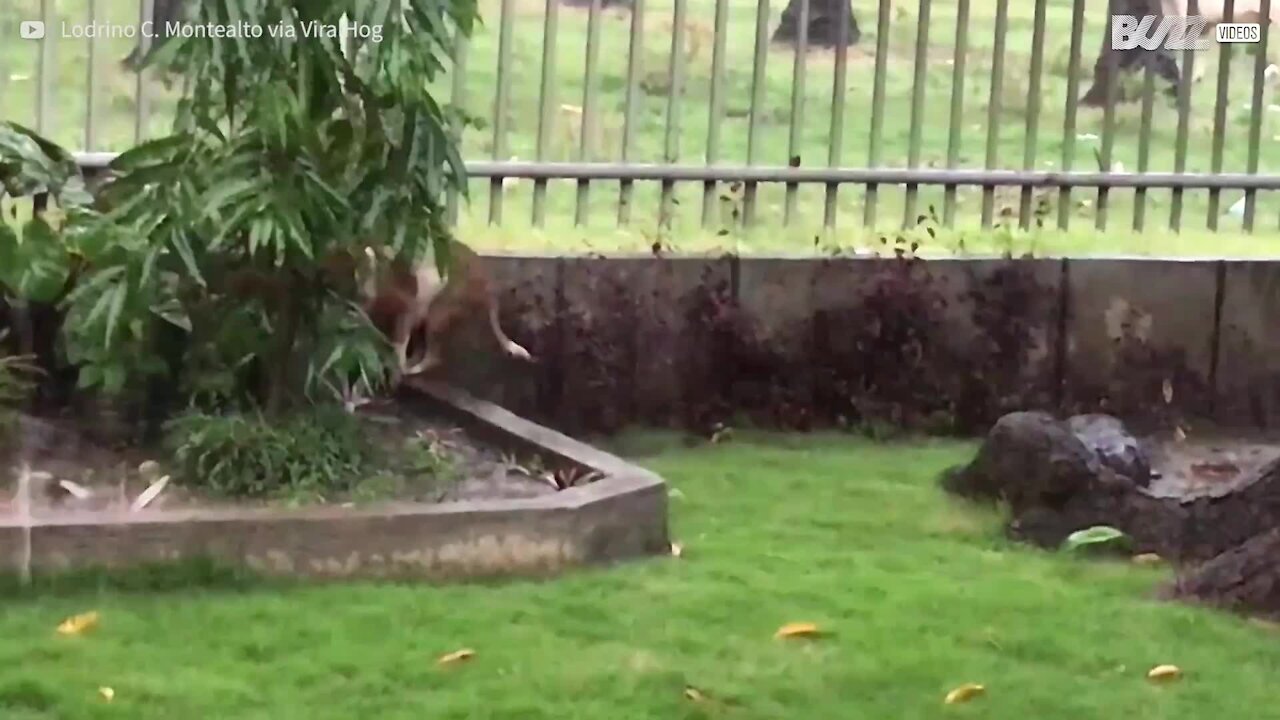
[0,381,670,581]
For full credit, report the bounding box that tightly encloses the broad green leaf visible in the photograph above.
[1062,525,1131,553]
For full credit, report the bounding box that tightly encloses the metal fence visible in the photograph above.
[5,0,1280,235]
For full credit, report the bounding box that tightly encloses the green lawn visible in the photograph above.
[3,0,1280,255]
[3,432,1279,719]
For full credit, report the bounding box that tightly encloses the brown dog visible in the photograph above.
[359,241,532,379]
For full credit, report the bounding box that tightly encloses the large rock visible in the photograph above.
[1067,413,1152,487]
[941,411,1106,512]
[945,411,1280,566]
[1164,528,1280,619]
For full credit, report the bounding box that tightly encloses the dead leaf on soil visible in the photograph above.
[1147,664,1182,682]
[683,685,708,703]
[56,611,100,636]
[437,648,476,665]
[130,475,170,511]
[1162,378,1174,404]
[1132,553,1164,566]
[58,480,92,500]
[944,683,986,704]
[1174,426,1188,442]
[774,622,823,639]
[1190,462,1239,482]
[98,687,114,702]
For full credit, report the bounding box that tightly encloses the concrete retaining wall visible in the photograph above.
[452,253,1275,435]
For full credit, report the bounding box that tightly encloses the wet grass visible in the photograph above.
[2,432,1278,719]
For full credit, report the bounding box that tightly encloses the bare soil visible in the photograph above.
[1143,433,1280,501]
[0,399,558,520]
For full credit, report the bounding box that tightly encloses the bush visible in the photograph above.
[165,407,372,498]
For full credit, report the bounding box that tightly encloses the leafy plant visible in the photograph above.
[70,0,477,415]
[164,407,372,498]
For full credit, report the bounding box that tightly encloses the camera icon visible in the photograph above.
[20,21,46,40]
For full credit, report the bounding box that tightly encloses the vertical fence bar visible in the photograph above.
[618,0,646,226]
[1018,0,1047,230]
[980,0,1009,229]
[1057,0,1086,230]
[902,0,931,229]
[1243,0,1272,232]
[36,0,52,135]
[1170,0,1199,232]
[85,0,99,150]
[863,0,891,229]
[1207,0,1236,230]
[783,0,809,227]
[135,0,153,142]
[942,0,970,228]
[488,0,515,226]
[744,0,770,227]
[1096,10,1119,232]
[532,0,560,228]
[1133,63,1156,231]
[823,0,851,229]
[702,0,730,228]
[574,0,603,227]
[446,32,469,226]
[660,0,688,230]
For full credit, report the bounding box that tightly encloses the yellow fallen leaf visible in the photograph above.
[56,611,100,636]
[1132,553,1164,566]
[683,685,708,702]
[774,622,822,639]
[1147,664,1182,681]
[437,648,476,665]
[98,687,114,702]
[670,542,684,558]
[944,683,986,704]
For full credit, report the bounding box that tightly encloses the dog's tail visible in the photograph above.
[487,293,532,361]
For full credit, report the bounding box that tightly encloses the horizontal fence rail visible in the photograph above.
[4,0,1280,239]
[73,152,1280,191]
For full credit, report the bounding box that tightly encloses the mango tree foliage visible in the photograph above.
[74,0,477,413]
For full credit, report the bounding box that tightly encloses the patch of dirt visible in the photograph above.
[0,400,561,520]
[1143,437,1280,501]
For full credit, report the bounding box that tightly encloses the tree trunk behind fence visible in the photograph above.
[773,0,861,48]
[1080,0,1183,107]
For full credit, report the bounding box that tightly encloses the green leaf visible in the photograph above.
[1062,525,1131,553]
[169,229,206,287]
[151,297,193,332]
[103,283,128,349]
[76,364,103,390]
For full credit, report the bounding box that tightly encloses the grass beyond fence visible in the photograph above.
[3,0,1280,256]
[2,433,1278,719]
